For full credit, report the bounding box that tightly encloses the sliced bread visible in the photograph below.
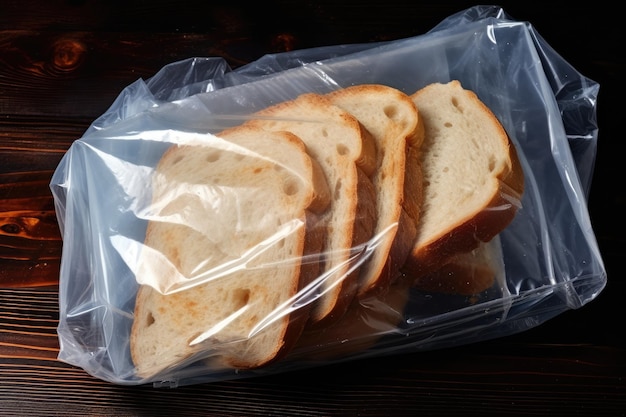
[326,84,424,298]
[130,126,330,377]
[243,93,378,327]
[402,80,524,279]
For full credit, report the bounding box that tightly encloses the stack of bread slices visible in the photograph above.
[129,80,525,378]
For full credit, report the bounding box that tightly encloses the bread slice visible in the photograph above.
[130,126,330,377]
[326,84,424,298]
[402,80,524,278]
[243,93,378,327]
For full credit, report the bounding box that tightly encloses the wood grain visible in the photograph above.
[0,289,623,416]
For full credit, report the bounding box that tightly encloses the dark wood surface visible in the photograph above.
[1,1,624,415]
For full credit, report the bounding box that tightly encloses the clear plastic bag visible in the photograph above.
[50,5,606,387]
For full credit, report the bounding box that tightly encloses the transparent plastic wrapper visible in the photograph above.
[50,5,606,387]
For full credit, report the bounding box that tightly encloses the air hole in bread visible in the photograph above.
[232,288,251,310]
[383,104,398,120]
[444,122,453,128]
[451,97,463,112]
[171,155,184,165]
[282,178,300,196]
[321,128,329,138]
[336,143,349,156]
[205,151,220,163]
[145,311,155,327]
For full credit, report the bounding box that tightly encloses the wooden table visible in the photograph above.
[1,2,624,415]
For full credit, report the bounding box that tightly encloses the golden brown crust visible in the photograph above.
[402,120,425,224]
[368,208,418,296]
